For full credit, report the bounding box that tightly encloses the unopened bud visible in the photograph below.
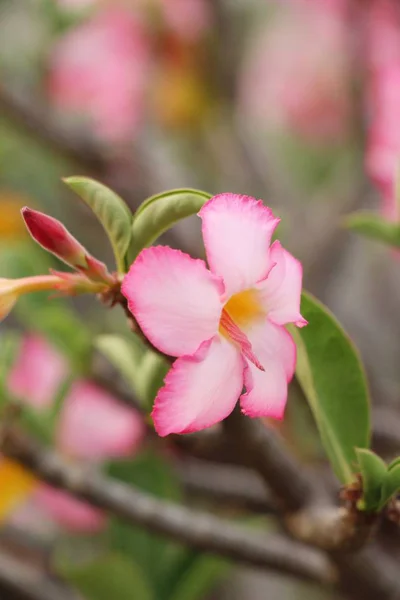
[22,207,113,283]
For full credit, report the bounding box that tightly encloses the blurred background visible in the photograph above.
[1,0,400,598]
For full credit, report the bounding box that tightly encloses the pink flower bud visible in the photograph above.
[22,207,113,283]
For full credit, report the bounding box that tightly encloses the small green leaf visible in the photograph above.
[57,553,153,600]
[379,464,400,509]
[291,292,370,483]
[95,334,168,411]
[345,211,400,248]
[128,188,212,261]
[64,177,132,273]
[356,449,387,511]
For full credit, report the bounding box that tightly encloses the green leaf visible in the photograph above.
[344,211,400,248]
[95,335,168,411]
[170,555,228,600]
[128,189,212,261]
[379,464,400,509]
[64,177,132,273]
[290,291,370,483]
[356,449,387,511]
[388,457,400,471]
[57,553,153,600]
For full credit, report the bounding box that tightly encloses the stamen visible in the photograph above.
[220,310,265,371]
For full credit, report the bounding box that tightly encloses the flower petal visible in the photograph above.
[257,241,307,327]
[240,319,296,419]
[199,194,280,296]
[34,485,106,532]
[152,335,243,436]
[58,381,145,461]
[122,246,224,357]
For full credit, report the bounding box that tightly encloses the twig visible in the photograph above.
[0,429,335,586]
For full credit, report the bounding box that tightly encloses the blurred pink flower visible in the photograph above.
[8,336,145,532]
[32,485,106,532]
[365,0,400,220]
[239,0,351,144]
[48,6,149,143]
[122,194,306,437]
[158,0,212,41]
[58,380,145,461]
[8,335,69,409]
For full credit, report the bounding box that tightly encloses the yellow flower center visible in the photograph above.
[219,289,266,371]
[223,289,264,328]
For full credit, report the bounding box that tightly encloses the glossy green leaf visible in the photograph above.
[95,334,168,411]
[57,553,153,600]
[64,177,132,273]
[356,449,387,511]
[379,464,400,509]
[291,291,370,483]
[128,188,212,261]
[345,211,400,248]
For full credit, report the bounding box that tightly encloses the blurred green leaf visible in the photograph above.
[57,553,153,600]
[128,189,212,261]
[379,465,400,510]
[345,211,400,248]
[388,457,400,471]
[95,334,168,411]
[356,449,387,511]
[106,452,182,594]
[18,302,92,370]
[169,554,228,600]
[64,177,132,273]
[290,292,370,483]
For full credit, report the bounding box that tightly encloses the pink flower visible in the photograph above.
[122,194,306,437]
[8,337,145,531]
[48,6,149,143]
[239,0,350,144]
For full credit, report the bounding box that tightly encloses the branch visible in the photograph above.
[176,458,276,514]
[0,549,79,600]
[0,429,335,587]
[0,84,105,172]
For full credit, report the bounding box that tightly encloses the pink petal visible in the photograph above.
[257,241,307,328]
[240,319,296,419]
[8,336,69,409]
[199,194,280,297]
[152,335,243,437]
[122,246,224,357]
[58,381,145,461]
[33,484,106,532]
